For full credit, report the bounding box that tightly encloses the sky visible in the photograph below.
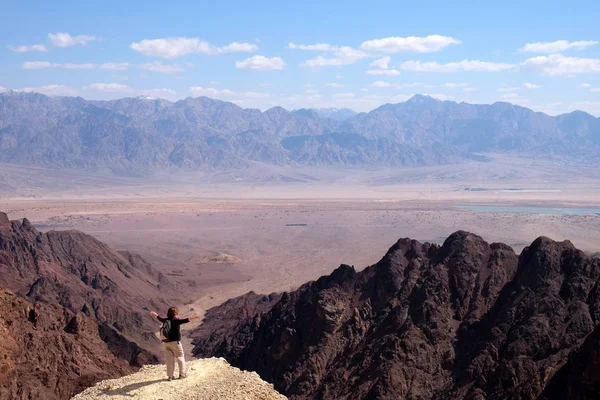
[1,0,600,115]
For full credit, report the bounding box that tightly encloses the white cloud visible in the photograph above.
[22,61,55,69]
[498,86,520,93]
[302,46,369,68]
[399,59,516,72]
[23,61,123,70]
[359,35,461,53]
[63,63,95,69]
[8,44,47,53]
[578,83,592,88]
[370,81,423,89]
[288,42,332,51]
[0,87,7,93]
[441,82,468,89]
[16,85,79,96]
[522,53,600,75]
[501,93,530,104]
[236,55,286,70]
[370,81,393,88]
[360,88,368,92]
[48,32,97,47]
[189,87,235,97]
[590,88,600,93]
[325,83,344,88]
[519,40,598,53]
[130,37,258,58]
[305,89,319,94]
[99,63,130,71]
[221,42,258,53]
[332,93,355,98]
[139,88,177,99]
[522,82,541,89]
[369,56,391,69]
[139,62,185,73]
[85,83,133,93]
[366,69,401,76]
[188,87,268,99]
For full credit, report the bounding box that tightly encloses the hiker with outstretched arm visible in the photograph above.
[149,307,201,380]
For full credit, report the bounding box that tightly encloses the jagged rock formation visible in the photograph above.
[192,231,600,399]
[1,92,598,171]
[192,291,281,360]
[0,289,134,400]
[71,358,286,400]
[0,211,190,398]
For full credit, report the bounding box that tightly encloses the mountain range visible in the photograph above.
[1,91,599,172]
[192,231,600,400]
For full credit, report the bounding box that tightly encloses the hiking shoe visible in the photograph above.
[168,377,174,381]
[178,374,187,379]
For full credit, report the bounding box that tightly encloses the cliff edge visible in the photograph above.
[71,358,286,400]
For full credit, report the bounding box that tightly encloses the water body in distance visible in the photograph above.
[456,205,600,215]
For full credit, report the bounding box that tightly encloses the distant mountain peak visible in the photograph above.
[407,94,439,103]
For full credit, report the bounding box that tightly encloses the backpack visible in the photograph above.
[160,319,172,341]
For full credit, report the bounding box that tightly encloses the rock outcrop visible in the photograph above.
[71,358,286,400]
[0,290,134,400]
[0,211,183,366]
[192,231,600,400]
[0,211,188,399]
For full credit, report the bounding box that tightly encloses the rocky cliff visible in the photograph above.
[192,231,600,399]
[0,290,134,400]
[0,211,187,399]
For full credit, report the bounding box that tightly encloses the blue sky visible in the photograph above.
[1,0,600,115]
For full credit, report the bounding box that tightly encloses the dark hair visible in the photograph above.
[167,307,179,320]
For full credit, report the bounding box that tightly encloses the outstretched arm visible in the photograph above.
[149,311,166,322]
[180,315,201,324]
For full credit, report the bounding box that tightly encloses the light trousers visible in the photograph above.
[164,341,186,378]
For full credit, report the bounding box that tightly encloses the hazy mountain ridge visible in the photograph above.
[294,107,358,121]
[192,232,600,400]
[0,92,599,171]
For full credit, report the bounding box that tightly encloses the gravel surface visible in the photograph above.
[71,358,287,400]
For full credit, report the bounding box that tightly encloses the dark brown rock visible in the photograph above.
[193,232,600,400]
[0,290,133,400]
[0,211,188,399]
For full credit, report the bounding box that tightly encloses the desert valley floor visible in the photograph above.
[2,177,600,335]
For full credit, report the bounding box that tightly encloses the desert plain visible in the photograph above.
[1,157,599,338]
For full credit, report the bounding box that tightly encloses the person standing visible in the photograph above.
[149,307,201,380]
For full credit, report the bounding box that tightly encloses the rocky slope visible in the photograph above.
[71,358,286,400]
[192,231,600,399]
[0,211,180,365]
[0,290,134,400]
[1,92,598,171]
[0,211,189,398]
